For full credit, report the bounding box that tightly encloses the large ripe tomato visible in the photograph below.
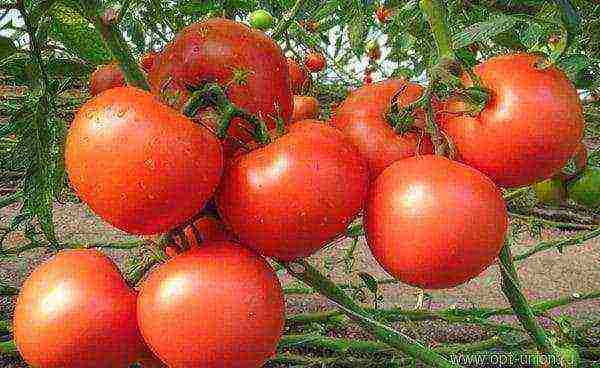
[65,87,223,235]
[292,95,319,122]
[441,53,584,188]
[216,121,369,260]
[365,155,508,289]
[149,18,293,155]
[332,79,434,180]
[305,51,326,72]
[89,63,125,96]
[13,250,149,368]
[137,241,284,368]
[287,57,309,94]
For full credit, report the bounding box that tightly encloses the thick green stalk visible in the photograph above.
[281,259,462,368]
[498,243,560,365]
[75,0,149,90]
[419,0,456,60]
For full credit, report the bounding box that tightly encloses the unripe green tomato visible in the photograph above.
[534,176,567,206]
[568,167,600,208]
[249,9,274,30]
[557,346,580,368]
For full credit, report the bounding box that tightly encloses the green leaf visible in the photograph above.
[453,15,519,49]
[347,12,368,58]
[0,36,17,59]
[49,3,112,64]
[358,272,379,295]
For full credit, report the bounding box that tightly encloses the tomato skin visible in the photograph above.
[137,242,285,368]
[441,53,584,188]
[292,95,320,122]
[249,9,274,30]
[149,18,293,154]
[567,167,600,208]
[14,250,149,368]
[332,79,434,180]
[65,87,223,235]
[287,57,309,94]
[216,122,369,260]
[534,175,567,206]
[366,155,508,289]
[89,63,125,96]
[305,51,326,72]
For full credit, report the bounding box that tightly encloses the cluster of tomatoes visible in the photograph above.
[13,16,588,368]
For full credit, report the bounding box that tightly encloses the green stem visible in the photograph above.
[498,243,560,364]
[0,320,11,334]
[0,284,18,296]
[419,0,456,60]
[423,93,446,156]
[0,340,17,358]
[509,212,597,231]
[281,260,462,368]
[76,0,149,90]
[514,227,600,262]
[272,0,307,40]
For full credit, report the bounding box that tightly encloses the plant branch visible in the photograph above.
[419,0,456,60]
[75,0,149,90]
[0,341,17,358]
[0,190,23,209]
[281,259,461,368]
[272,0,307,40]
[514,227,600,262]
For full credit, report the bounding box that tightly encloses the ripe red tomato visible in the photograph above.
[441,53,584,188]
[89,63,125,96]
[287,57,310,94]
[149,18,293,155]
[140,51,159,73]
[14,250,150,368]
[138,242,285,367]
[366,155,508,289]
[292,95,320,122]
[65,87,223,235]
[216,121,369,260]
[332,79,434,180]
[305,51,326,72]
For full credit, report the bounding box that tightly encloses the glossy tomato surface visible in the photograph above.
[14,250,148,368]
[287,57,309,94]
[292,95,319,122]
[89,63,125,96]
[65,87,223,235]
[332,79,434,180]
[365,155,508,289]
[305,51,326,72]
[149,18,292,155]
[138,242,284,368]
[441,53,584,188]
[217,121,369,260]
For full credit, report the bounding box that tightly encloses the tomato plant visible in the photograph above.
[137,242,284,368]
[287,57,310,94]
[305,51,326,72]
[567,167,600,208]
[534,175,567,206]
[332,79,434,180]
[365,155,508,289]
[216,121,369,260]
[249,9,275,30]
[65,87,223,234]
[441,53,585,188]
[14,250,150,368]
[89,63,125,96]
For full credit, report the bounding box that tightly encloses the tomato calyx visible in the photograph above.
[182,82,273,145]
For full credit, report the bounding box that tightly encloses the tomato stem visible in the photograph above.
[0,340,17,358]
[74,1,150,91]
[280,259,462,368]
[498,242,562,365]
[419,0,456,62]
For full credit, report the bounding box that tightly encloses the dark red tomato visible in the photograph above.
[366,155,508,289]
[149,18,293,155]
[65,87,223,235]
[441,53,585,188]
[332,79,434,180]
[287,57,310,94]
[376,6,391,23]
[292,95,320,122]
[138,242,284,368]
[216,122,369,260]
[140,51,160,73]
[89,63,125,96]
[14,250,149,368]
[305,51,326,72]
